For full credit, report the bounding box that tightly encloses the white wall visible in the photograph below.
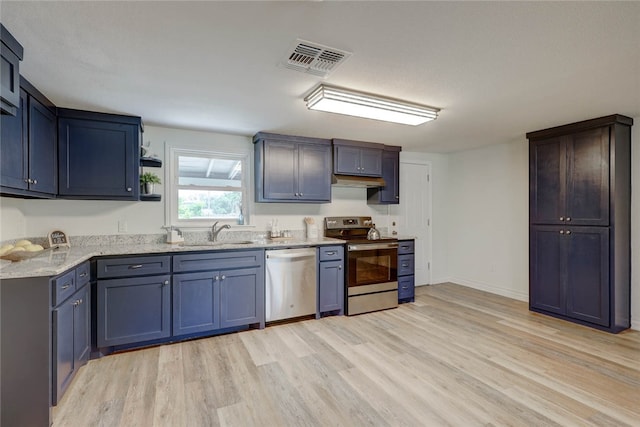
[446,140,530,300]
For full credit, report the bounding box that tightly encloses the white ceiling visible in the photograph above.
[2,1,639,153]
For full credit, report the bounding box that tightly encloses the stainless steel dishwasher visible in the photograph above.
[265,247,317,322]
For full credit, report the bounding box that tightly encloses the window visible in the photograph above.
[168,148,249,225]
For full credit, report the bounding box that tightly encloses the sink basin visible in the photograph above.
[181,240,255,247]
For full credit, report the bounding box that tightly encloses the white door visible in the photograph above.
[397,161,431,286]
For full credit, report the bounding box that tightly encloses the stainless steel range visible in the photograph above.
[324,216,398,315]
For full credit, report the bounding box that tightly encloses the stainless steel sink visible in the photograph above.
[181,240,255,247]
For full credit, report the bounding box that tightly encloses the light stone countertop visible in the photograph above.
[0,237,345,280]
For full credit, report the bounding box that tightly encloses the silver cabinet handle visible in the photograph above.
[338,265,342,270]
[127,187,132,192]
[559,216,564,221]
[163,280,169,286]
[566,230,571,235]
[79,272,87,277]
[559,230,565,234]
[221,275,226,280]
[402,263,409,267]
[61,284,72,290]
[215,275,219,281]
[325,251,337,256]
[566,217,571,221]
[129,264,143,269]
[299,193,303,197]
[395,196,399,199]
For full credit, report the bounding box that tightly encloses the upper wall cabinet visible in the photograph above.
[1,79,57,198]
[332,139,382,177]
[368,145,401,204]
[0,24,24,116]
[58,109,141,200]
[254,132,332,203]
[530,127,610,226]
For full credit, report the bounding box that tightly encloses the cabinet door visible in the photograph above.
[318,260,344,314]
[27,95,56,194]
[220,267,263,328]
[52,296,74,404]
[359,147,382,176]
[334,145,361,175]
[298,142,331,201]
[97,275,171,347]
[262,140,297,200]
[0,37,21,115]
[380,150,399,202]
[0,88,27,190]
[73,285,91,366]
[530,137,566,225]
[172,271,220,336]
[58,118,138,199]
[566,227,610,326]
[529,226,565,315]
[565,128,610,226]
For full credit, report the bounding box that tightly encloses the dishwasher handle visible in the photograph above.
[266,249,317,260]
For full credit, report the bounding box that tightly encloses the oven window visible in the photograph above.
[348,249,398,286]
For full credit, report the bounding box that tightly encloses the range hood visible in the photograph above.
[331,174,386,188]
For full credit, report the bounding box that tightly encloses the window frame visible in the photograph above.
[166,146,251,227]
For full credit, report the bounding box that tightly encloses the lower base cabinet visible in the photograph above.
[318,245,345,315]
[173,271,220,335]
[398,239,415,303]
[97,274,172,347]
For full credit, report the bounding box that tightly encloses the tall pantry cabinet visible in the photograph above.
[528,115,632,333]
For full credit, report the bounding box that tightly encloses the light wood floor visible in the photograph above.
[53,283,640,426]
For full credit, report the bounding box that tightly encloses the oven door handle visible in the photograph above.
[348,243,399,251]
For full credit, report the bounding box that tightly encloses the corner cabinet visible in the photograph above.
[332,139,383,177]
[254,132,332,203]
[368,145,401,204]
[1,79,57,198]
[58,108,141,200]
[528,114,632,333]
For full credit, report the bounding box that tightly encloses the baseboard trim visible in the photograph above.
[631,318,640,331]
[447,277,529,302]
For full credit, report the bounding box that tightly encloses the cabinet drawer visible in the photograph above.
[398,254,415,276]
[75,261,90,287]
[319,245,344,262]
[96,255,171,279]
[173,250,263,273]
[398,240,414,255]
[398,275,415,300]
[52,270,76,306]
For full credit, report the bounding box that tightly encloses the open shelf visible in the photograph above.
[140,157,162,167]
[140,194,161,202]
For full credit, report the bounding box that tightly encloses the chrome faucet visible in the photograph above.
[211,221,231,241]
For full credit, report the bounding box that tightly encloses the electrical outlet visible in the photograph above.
[118,220,127,233]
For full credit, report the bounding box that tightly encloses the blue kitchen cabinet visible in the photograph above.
[397,239,415,303]
[253,132,332,203]
[219,267,263,328]
[0,24,23,115]
[52,262,91,405]
[173,250,265,333]
[96,255,172,347]
[530,225,610,327]
[172,271,220,336]
[332,139,383,177]
[368,146,401,204]
[58,108,141,200]
[1,79,57,197]
[317,245,344,316]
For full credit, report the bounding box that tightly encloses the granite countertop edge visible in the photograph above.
[0,237,345,280]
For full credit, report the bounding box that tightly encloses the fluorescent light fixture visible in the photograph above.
[305,84,440,126]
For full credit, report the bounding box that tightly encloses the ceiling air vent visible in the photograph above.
[282,39,351,78]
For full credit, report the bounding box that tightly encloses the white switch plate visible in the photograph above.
[118,220,127,232]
